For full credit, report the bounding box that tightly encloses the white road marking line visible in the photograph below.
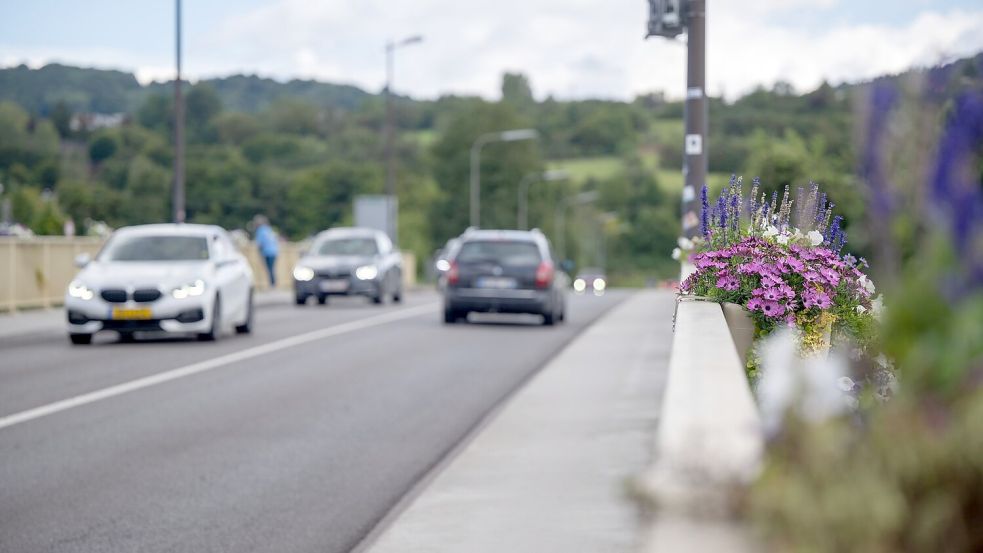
[0,302,437,431]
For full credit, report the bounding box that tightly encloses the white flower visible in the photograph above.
[776,234,790,245]
[671,247,681,260]
[807,230,824,246]
[875,353,894,370]
[757,329,851,437]
[677,237,694,250]
[793,228,805,240]
[871,294,884,318]
[859,275,876,294]
[856,305,867,314]
[763,225,779,238]
[837,376,856,392]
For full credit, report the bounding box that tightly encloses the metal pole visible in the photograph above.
[172,0,185,223]
[384,41,396,242]
[469,138,485,228]
[681,0,706,239]
[555,201,566,261]
[517,172,539,230]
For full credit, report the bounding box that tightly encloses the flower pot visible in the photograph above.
[721,302,754,365]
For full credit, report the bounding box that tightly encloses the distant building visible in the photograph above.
[69,112,128,132]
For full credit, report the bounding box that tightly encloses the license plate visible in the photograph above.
[111,307,153,320]
[320,279,349,292]
[476,277,517,289]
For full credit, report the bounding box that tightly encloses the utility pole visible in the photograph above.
[646,0,705,239]
[172,0,185,223]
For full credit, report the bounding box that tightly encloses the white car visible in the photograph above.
[65,224,255,345]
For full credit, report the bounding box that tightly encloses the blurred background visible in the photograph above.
[2,0,980,286]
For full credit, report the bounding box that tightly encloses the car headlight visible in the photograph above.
[355,265,379,280]
[573,278,586,292]
[293,266,315,282]
[172,279,206,299]
[593,278,606,292]
[68,280,94,300]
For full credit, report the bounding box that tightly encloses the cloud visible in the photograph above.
[2,1,982,101]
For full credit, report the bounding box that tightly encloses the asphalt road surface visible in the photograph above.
[0,289,627,553]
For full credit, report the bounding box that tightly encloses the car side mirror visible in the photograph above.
[560,259,575,274]
[74,253,92,268]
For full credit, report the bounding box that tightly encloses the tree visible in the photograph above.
[501,73,535,116]
[88,134,118,164]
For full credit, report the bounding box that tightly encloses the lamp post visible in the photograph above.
[555,190,600,261]
[517,169,567,230]
[383,34,423,243]
[469,128,538,228]
[172,0,185,223]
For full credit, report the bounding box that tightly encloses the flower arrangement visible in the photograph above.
[680,177,881,369]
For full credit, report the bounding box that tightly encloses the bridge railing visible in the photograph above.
[1,237,416,312]
[638,262,764,551]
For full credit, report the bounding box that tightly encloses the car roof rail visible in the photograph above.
[529,227,544,235]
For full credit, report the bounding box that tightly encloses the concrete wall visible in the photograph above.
[1,237,417,312]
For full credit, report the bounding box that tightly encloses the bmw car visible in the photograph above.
[442,229,568,325]
[292,227,403,305]
[65,224,255,345]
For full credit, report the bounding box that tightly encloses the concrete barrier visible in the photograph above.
[1,237,417,312]
[637,294,765,552]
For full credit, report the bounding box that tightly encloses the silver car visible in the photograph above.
[64,224,255,345]
[292,227,403,305]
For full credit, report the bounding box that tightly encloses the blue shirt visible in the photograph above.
[255,224,279,257]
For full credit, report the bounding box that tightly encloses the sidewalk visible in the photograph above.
[0,289,292,340]
[364,289,675,553]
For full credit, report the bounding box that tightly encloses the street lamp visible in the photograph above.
[172,0,185,223]
[555,190,600,261]
[469,129,539,228]
[517,169,567,230]
[383,34,424,243]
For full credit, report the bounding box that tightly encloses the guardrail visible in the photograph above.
[1,237,416,313]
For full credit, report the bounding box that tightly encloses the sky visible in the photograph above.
[1,0,982,101]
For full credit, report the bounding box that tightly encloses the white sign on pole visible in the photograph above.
[685,134,702,155]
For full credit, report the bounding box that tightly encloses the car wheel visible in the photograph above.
[198,295,221,341]
[69,333,92,345]
[443,308,462,324]
[372,292,384,305]
[295,294,308,306]
[317,294,328,305]
[542,310,556,326]
[392,287,403,303]
[235,290,254,334]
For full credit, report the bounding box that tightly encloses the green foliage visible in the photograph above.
[88,133,118,164]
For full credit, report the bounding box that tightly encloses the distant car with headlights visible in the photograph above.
[292,227,403,305]
[442,229,567,325]
[65,224,254,345]
[433,237,462,290]
[573,269,607,294]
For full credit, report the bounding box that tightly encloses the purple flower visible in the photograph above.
[761,301,786,318]
[819,267,841,286]
[803,271,822,283]
[747,297,763,311]
[716,274,740,291]
[802,290,833,309]
[762,287,783,301]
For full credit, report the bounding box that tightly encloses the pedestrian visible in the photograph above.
[253,215,279,287]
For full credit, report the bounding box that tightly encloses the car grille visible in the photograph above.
[101,289,128,303]
[316,269,351,279]
[132,289,162,302]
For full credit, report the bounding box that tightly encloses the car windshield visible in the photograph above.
[316,237,378,256]
[100,235,210,262]
[456,240,541,266]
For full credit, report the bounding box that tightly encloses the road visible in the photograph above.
[0,289,627,553]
